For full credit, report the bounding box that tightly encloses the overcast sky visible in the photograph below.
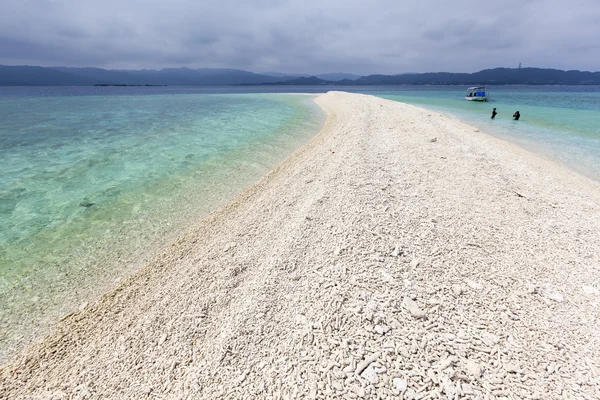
[1,0,599,75]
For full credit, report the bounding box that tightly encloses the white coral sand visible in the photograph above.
[2,92,600,399]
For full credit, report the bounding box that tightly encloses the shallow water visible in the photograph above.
[372,86,600,182]
[0,89,324,361]
[1,84,598,362]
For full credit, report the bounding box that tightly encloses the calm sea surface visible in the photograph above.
[0,85,598,361]
[371,86,600,182]
[0,87,324,361]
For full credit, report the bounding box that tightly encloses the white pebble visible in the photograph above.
[392,377,407,393]
[374,325,390,335]
[361,365,379,384]
[546,291,564,302]
[466,360,483,378]
[582,285,600,295]
[403,297,426,319]
[465,278,482,290]
[355,353,379,375]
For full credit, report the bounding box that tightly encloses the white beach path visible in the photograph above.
[1,92,600,399]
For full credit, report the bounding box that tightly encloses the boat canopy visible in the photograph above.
[466,86,487,97]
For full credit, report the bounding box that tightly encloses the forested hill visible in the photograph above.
[350,68,600,85]
[1,66,599,86]
[270,68,600,86]
[0,66,289,86]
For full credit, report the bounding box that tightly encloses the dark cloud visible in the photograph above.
[0,0,598,74]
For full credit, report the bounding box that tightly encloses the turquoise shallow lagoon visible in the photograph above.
[0,89,324,360]
[371,86,600,182]
[1,84,598,361]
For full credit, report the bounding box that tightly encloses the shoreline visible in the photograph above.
[400,103,600,188]
[0,93,326,364]
[432,108,600,186]
[375,87,600,185]
[2,92,599,399]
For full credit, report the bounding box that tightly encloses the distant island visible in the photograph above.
[1,65,599,86]
[259,68,600,86]
[94,84,166,87]
[94,83,168,87]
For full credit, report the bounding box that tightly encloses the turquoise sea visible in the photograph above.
[0,85,598,361]
[0,88,325,360]
[371,86,600,182]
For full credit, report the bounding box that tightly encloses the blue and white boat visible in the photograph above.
[465,86,489,102]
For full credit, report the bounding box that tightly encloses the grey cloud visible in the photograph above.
[183,35,220,47]
[0,0,598,74]
[55,26,90,39]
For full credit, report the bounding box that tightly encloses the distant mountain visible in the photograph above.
[261,71,307,78]
[315,73,360,81]
[261,72,359,81]
[52,66,292,85]
[261,68,600,86]
[351,68,600,85]
[0,65,93,86]
[0,66,298,86]
[1,66,599,86]
[258,76,332,86]
[52,67,140,85]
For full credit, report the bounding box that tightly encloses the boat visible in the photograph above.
[465,86,489,102]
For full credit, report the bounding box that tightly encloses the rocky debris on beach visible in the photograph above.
[2,92,600,400]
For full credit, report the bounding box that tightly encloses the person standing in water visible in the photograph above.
[513,111,521,120]
[491,108,497,119]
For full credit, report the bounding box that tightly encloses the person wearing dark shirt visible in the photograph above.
[491,108,497,119]
[513,111,521,121]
